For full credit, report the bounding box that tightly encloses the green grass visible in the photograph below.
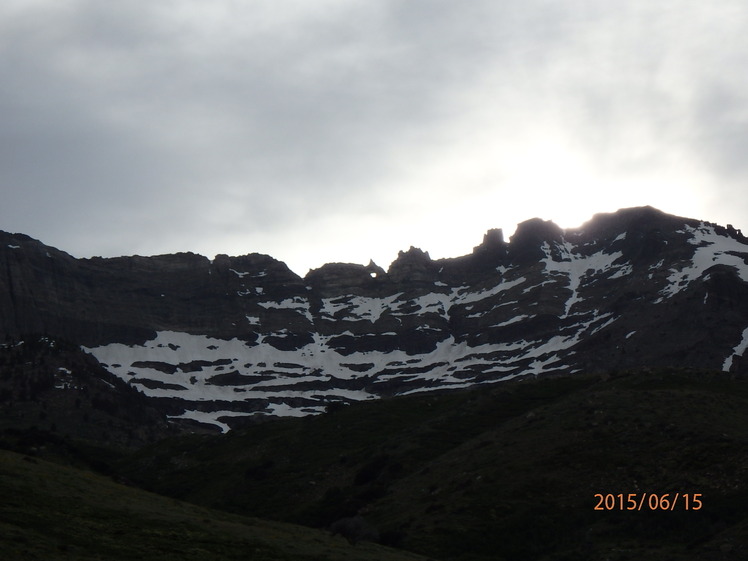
[0,449,434,561]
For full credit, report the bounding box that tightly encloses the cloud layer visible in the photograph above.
[2,1,748,274]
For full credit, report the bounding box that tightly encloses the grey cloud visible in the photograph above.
[692,84,748,177]
[2,0,748,268]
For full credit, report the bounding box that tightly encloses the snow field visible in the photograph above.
[81,226,748,430]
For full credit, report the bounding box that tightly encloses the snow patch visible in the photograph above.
[457,276,526,305]
[320,293,403,322]
[541,241,626,317]
[54,367,76,390]
[258,297,312,320]
[266,402,327,417]
[662,224,748,298]
[168,410,250,433]
[723,326,748,372]
[490,315,530,328]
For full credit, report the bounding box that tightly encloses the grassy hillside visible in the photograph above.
[0,449,433,561]
[116,369,748,560]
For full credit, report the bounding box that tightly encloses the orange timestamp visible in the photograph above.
[594,492,703,511]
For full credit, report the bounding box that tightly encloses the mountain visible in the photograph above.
[2,205,748,432]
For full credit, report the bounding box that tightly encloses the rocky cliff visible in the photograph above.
[2,206,748,431]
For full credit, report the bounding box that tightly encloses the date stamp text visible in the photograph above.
[593,493,702,511]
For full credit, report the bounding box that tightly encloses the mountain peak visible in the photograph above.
[508,217,565,262]
[388,246,437,283]
[572,205,696,240]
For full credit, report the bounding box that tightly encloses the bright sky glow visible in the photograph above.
[2,1,748,274]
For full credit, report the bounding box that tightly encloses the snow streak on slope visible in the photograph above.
[541,241,627,317]
[320,293,403,322]
[456,275,526,305]
[662,224,748,299]
[723,326,748,372]
[258,297,313,320]
[318,276,528,325]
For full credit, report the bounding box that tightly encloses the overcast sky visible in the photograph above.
[2,1,748,275]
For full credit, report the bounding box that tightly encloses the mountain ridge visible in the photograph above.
[3,205,748,432]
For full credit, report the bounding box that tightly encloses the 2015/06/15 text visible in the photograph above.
[593,493,703,511]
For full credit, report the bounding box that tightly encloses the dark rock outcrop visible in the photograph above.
[388,247,439,284]
[508,218,565,262]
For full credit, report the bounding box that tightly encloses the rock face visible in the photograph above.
[2,206,748,432]
[0,335,178,447]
